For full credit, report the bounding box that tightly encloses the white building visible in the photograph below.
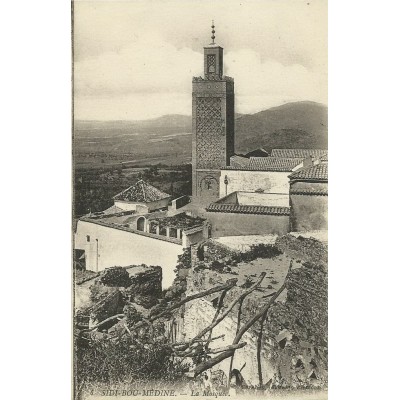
[74,180,209,288]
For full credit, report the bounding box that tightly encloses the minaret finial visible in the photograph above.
[211,20,215,44]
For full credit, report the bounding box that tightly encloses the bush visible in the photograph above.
[76,336,187,386]
[100,267,131,287]
[174,248,191,272]
[210,260,224,272]
[231,244,282,263]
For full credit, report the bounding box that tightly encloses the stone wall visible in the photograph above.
[265,263,328,388]
[275,234,328,269]
[202,239,240,263]
[179,298,275,387]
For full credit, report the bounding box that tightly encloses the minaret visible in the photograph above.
[192,22,235,200]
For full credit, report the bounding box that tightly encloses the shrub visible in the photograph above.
[210,260,225,272]
[174,248,192,272]
[231,244,282,264]
[76,336,187,386]
[100,267,131,287]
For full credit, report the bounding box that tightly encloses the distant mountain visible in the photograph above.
[74,114,192,137]
[235,101,328,153]
[74,101,327,167]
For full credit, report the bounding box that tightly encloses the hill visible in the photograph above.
[74,101,327,168]
[235,101,328,153]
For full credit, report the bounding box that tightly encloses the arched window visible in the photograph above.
[136,217,145,231]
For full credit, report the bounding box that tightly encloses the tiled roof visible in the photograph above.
[151,212,206,230]
[184,225,205,235]
[249,157,303,171]
[206,203,290,216]
[271,149,328,159]
[101,205,125,215]
[290,188,328,196]
[223,157,302,172]
[113,180,170,203]
[289,164,328,181]
[319,153,328,162]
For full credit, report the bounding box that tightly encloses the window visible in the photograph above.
[86,235,90,242]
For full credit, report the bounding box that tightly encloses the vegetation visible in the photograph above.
[73,164,191,216]
[76,330,188,387]
[100,267,131,288]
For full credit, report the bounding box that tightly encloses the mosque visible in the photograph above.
[74,24,328,287]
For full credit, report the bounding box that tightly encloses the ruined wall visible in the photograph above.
[202,239,239,263]
[180,298,275,387]
[276,234,328,269]
[75,220,183,289]
[265,263,328,387]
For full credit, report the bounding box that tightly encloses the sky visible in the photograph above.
[73,0,327,121]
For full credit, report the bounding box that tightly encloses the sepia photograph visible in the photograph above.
[72,1,328,399]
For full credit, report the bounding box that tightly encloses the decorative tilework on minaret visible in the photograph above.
[192,23,235,200]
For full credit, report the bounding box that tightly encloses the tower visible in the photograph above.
[192,22,235,200]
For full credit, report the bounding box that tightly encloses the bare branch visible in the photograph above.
[135,278,238,330]
[190,273,266,344]
[206,342,246,354]
[82,279,237,334]
[190,262,293,377]
[83,314,125,332]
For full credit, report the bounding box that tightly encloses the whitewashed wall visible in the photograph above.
[75,220,184,288]
[220,170,291,197]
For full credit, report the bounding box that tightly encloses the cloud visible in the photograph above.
[73,1,327,120]
[74,33,203,97]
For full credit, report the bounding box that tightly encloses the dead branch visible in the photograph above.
[134,278,238,330]
[172,334,225,348]
[189,272,266,345]
[257,313,268,388]
[206,286,232,346]
[82,280,237,333]
[83,314,125,332]
[228,296,244,389]
[206,342,246,354]
[189,262,292,377]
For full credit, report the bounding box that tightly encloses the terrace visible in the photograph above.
[80,211,207,246]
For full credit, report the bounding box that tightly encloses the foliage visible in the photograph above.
[174,248,192,272]
[232,244,282,263]
[100,267,131,288]
[89,283,113,304]
[210,260,225,272]
[76,335,188,386]
[123,304,143,325]
[74,164,192,217]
